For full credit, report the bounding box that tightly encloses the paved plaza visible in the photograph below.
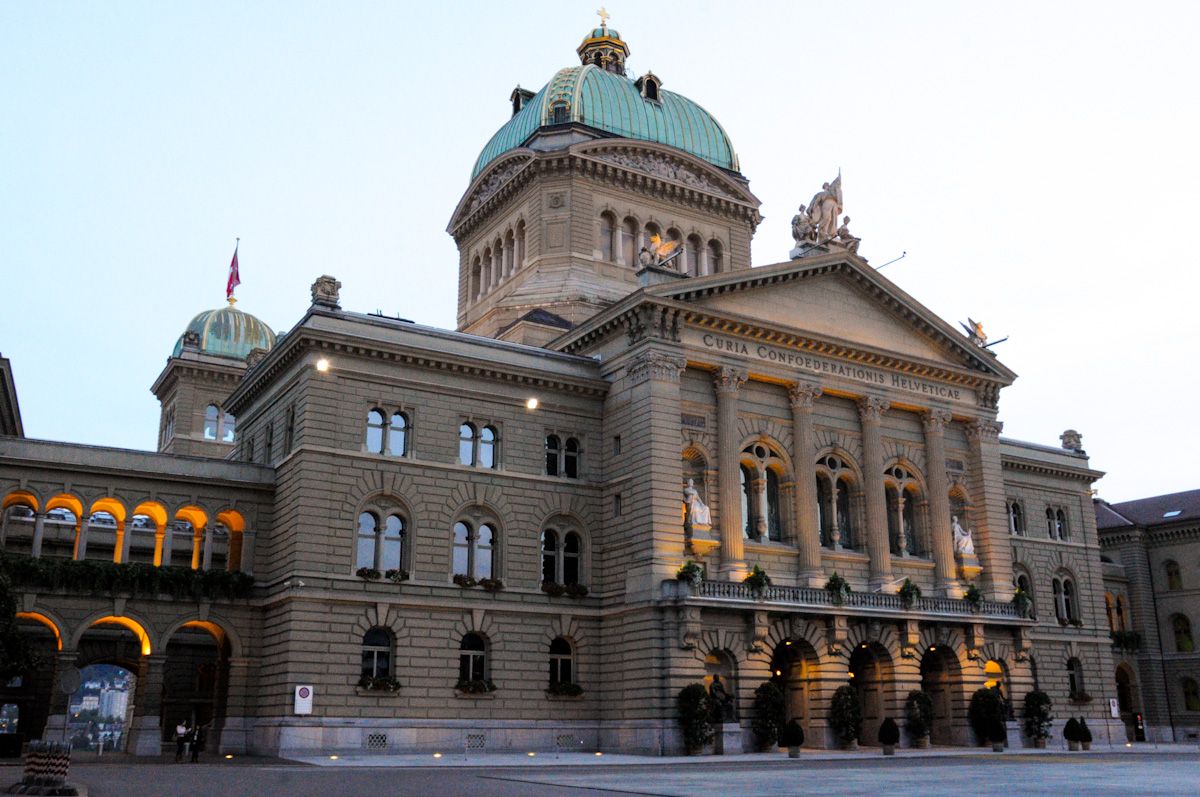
[30,748,1200,797]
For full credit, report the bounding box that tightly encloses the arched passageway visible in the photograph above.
[1115,664,1141,741]
[920,645,961,745]
[65,663,137,752]
[848,643,893,745]
[160,623,231,746]
[771,639,819,745]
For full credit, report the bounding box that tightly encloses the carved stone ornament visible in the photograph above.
[1060,429,1085,454]
[245,347,268,369]
[787,382,822,408]
[468,158,531,213]
[590,149,737,199]
[181,330,201,350]
[311,275,342,309]
[627,350,686,385]
[965,418,1003,442]
[712,366,747,394]
[922,408,952,433]
[857,395,890,422]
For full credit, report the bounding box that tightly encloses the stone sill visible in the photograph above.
[355,687,401,698]
[454,691,496,700]
[545,692,584,701]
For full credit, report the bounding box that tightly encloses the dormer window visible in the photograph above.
[637,72,662,102]
[551,103,569,124]
[510,86,534,117]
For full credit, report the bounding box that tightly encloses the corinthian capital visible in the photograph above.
[788,381,822,409]
[712,366,748,394]
[922,408,952,433]
[627,350,687,385]
[965,417,1003,442]
[856,395,890,422]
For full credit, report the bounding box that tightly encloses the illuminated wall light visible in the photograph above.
[525,397,539,410]
[316,358,330,372]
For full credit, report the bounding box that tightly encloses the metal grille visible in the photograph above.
[365,733,388,751]
[555,733,581,752]
[465,733,487,751]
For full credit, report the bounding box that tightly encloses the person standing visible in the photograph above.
[190,724,206,763]
[174,722,188,763]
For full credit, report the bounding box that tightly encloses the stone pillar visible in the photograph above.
[190,526,205,569]
[227,531,243,573]
[491,246,502,288]
[964,419,1016,597]
[751,475,768,542]
[160,522,174,567]
[73,515,91,560]
[789,383,823,584]
[714,367,748,578]
[0,507,9,547]
[118,520,133,563]
[202,525,214,570]
[130,653,167,756]
[215,657,255,754]
[923,409,960,596]
[41,650,79,741]
[30,512,47,558]
[857,397,892,590]
[152,523,166,567]
[239,530,256,576]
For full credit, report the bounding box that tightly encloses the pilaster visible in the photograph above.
[857,397,892,590]
[964,418,1015,597]
[714,367,748,578]
[789,383,823,586]
[922,409,960,596]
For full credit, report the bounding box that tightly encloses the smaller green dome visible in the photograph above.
[586,26,620,39]
[171,302,276,361]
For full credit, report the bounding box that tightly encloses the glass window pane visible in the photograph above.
[459,424,475,465]
[476,524,493,579]
[366,425,383,453]
[389,413,407,456]
[204,404,219,440]
[362,650,377,677]
[453,522,470,575]
[479,427,496,469]
[545,435,560,476]
[222,413,236,443]
[541,530,557,583]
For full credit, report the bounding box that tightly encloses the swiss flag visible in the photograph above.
[226,242,241,300]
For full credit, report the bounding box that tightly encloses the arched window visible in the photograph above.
[642,222,661,252]
[1173,614,1194,653]
[564,438,580,479]
[1056,509,1068,540]
[549,637,574,687]
[885,465,923,556]
[479,426,497,468]
[765,469,782,541]
[1165,560,1183,590]
[453,521,496,579]
[599,213,616,262]
[741,443,789,543]
[366,409,386,453]
[1053,574,1077,623]
[541,529,558,584]
[459,633,487,683]
[563,531,581,585]
[389,412,408,456]
[1046,508,1057,539]
[356,512,379,570]
[1183,678,1200,711]
[684,235,701,275]
[362,627,392,679]
[471,256,482,299]
[707,240,723,274]
[817,454,857,550]
[1067,657,1085,698]
[815,476,831,547]
[621,218,638,266]
[264,422,274,463]
[1105,593,1117,632]
[545,435,561,477]
[1015,570,1035,618]
[283,405,295,453]
[222,411,236,443]
[204,404,220,440]
[459,423,476,465]
[381,514,405,571]
[739,464,753,538]
[1115,594,1128,631]
[1008,501,1025,535]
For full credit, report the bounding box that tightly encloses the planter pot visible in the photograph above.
[788,745,800,759]
[882,744,895,756]
[1068,740,1081,752]
[1082,742,1091,751]
[1033,738,1047,749]
[992,742,1005,752]
[914,735,931,749]
[842,739,859,751]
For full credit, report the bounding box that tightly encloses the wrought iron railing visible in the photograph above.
[670,579,1021,619]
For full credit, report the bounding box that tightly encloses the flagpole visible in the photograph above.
[228,238,241,306]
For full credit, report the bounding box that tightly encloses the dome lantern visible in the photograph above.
[577,10,628,75]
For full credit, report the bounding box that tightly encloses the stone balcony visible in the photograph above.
[662,579,1031,625]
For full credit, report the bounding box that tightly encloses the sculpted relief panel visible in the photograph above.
[588,149,738,200]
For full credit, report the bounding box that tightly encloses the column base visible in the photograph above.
[798,570,826,588]
[937,581,964,598]
[718,561,748,581]
[129,716,163,757]
[715,722,744,755]
[215,717,251,754]
[868,575,894,592]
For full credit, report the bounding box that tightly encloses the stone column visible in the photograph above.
[130,653,167,756]
[789,382,823,584]
[190,526,205,569]
[964,418,1016,597]
[118,519,134,563]
[239,530,256,576]
[216,657,255,754]
[160,522,174,567]
[42,650,79,741]
[202,525,214,570]
[30,512,47,558]
[922,409,960,596]
[491,246,502,288]
[714,367,748,578]
[751,475,768,542]
[73,515,92,560]
[857,397,892,590]
[152,523,166,567]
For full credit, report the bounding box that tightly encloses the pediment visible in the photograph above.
[649,255,1015,382]
[571,140,757,205]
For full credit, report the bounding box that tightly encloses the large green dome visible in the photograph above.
[471,64,740,179]
[171,303,276,361]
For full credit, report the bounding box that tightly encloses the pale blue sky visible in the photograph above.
[2,1,1197,501]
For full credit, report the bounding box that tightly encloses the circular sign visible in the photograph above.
[57,667,82,695]
[298,686,311,699]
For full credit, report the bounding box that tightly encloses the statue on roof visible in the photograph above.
[806,172,843,242]
[835,215,860,254]
[791,204,817,246]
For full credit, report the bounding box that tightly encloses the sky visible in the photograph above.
[1,1,1197,503]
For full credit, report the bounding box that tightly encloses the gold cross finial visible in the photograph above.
[597,7,610,26]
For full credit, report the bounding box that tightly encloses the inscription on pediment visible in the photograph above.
[590,150,737,199]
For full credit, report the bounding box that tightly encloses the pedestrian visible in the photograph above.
[190,724,206,763]
[174,721,188,763]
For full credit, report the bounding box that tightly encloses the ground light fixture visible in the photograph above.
[224,754,233,759]
[433,752,443,758]
[329,755,338,760]
[595,752,603,756]
[527,751,536,757]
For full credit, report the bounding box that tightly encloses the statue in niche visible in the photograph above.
[835,215,861,254]
[683,479,712,527]
[952,515,975,556]
[791,203,817,246]
[806,172,843,241]
[708,674,736,723]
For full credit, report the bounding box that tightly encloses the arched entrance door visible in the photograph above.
[849,644,891,745]
[920,646,960,745]
[161,623,231,749]
[771,639,819,744]
[1115,665,1140,742]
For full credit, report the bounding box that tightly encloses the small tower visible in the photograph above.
[576,14,629,74]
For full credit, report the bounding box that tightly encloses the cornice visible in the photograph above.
[1000,455,1103,483]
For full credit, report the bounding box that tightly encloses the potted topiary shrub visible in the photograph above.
[1063,717,1081,751]
[677,683,714,755]
[897,578,922,609]
[988,717,1007,752]
[1023,690,1053,749]
[779,719,804,758]
[829,685,862,750]
[969,687,1005,747]
[904,690,934,748]
[743,565,771,597]
[1079,718,1092,751]
[751,681,786,751]
[878,717,900,755]
[676,560,704,589]
[825,572,851,605]
[1012,587,1032,618]
[964,584,983,612]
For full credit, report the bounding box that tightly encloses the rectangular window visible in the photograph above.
[613,493,622,516]
[612,435,621,455]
